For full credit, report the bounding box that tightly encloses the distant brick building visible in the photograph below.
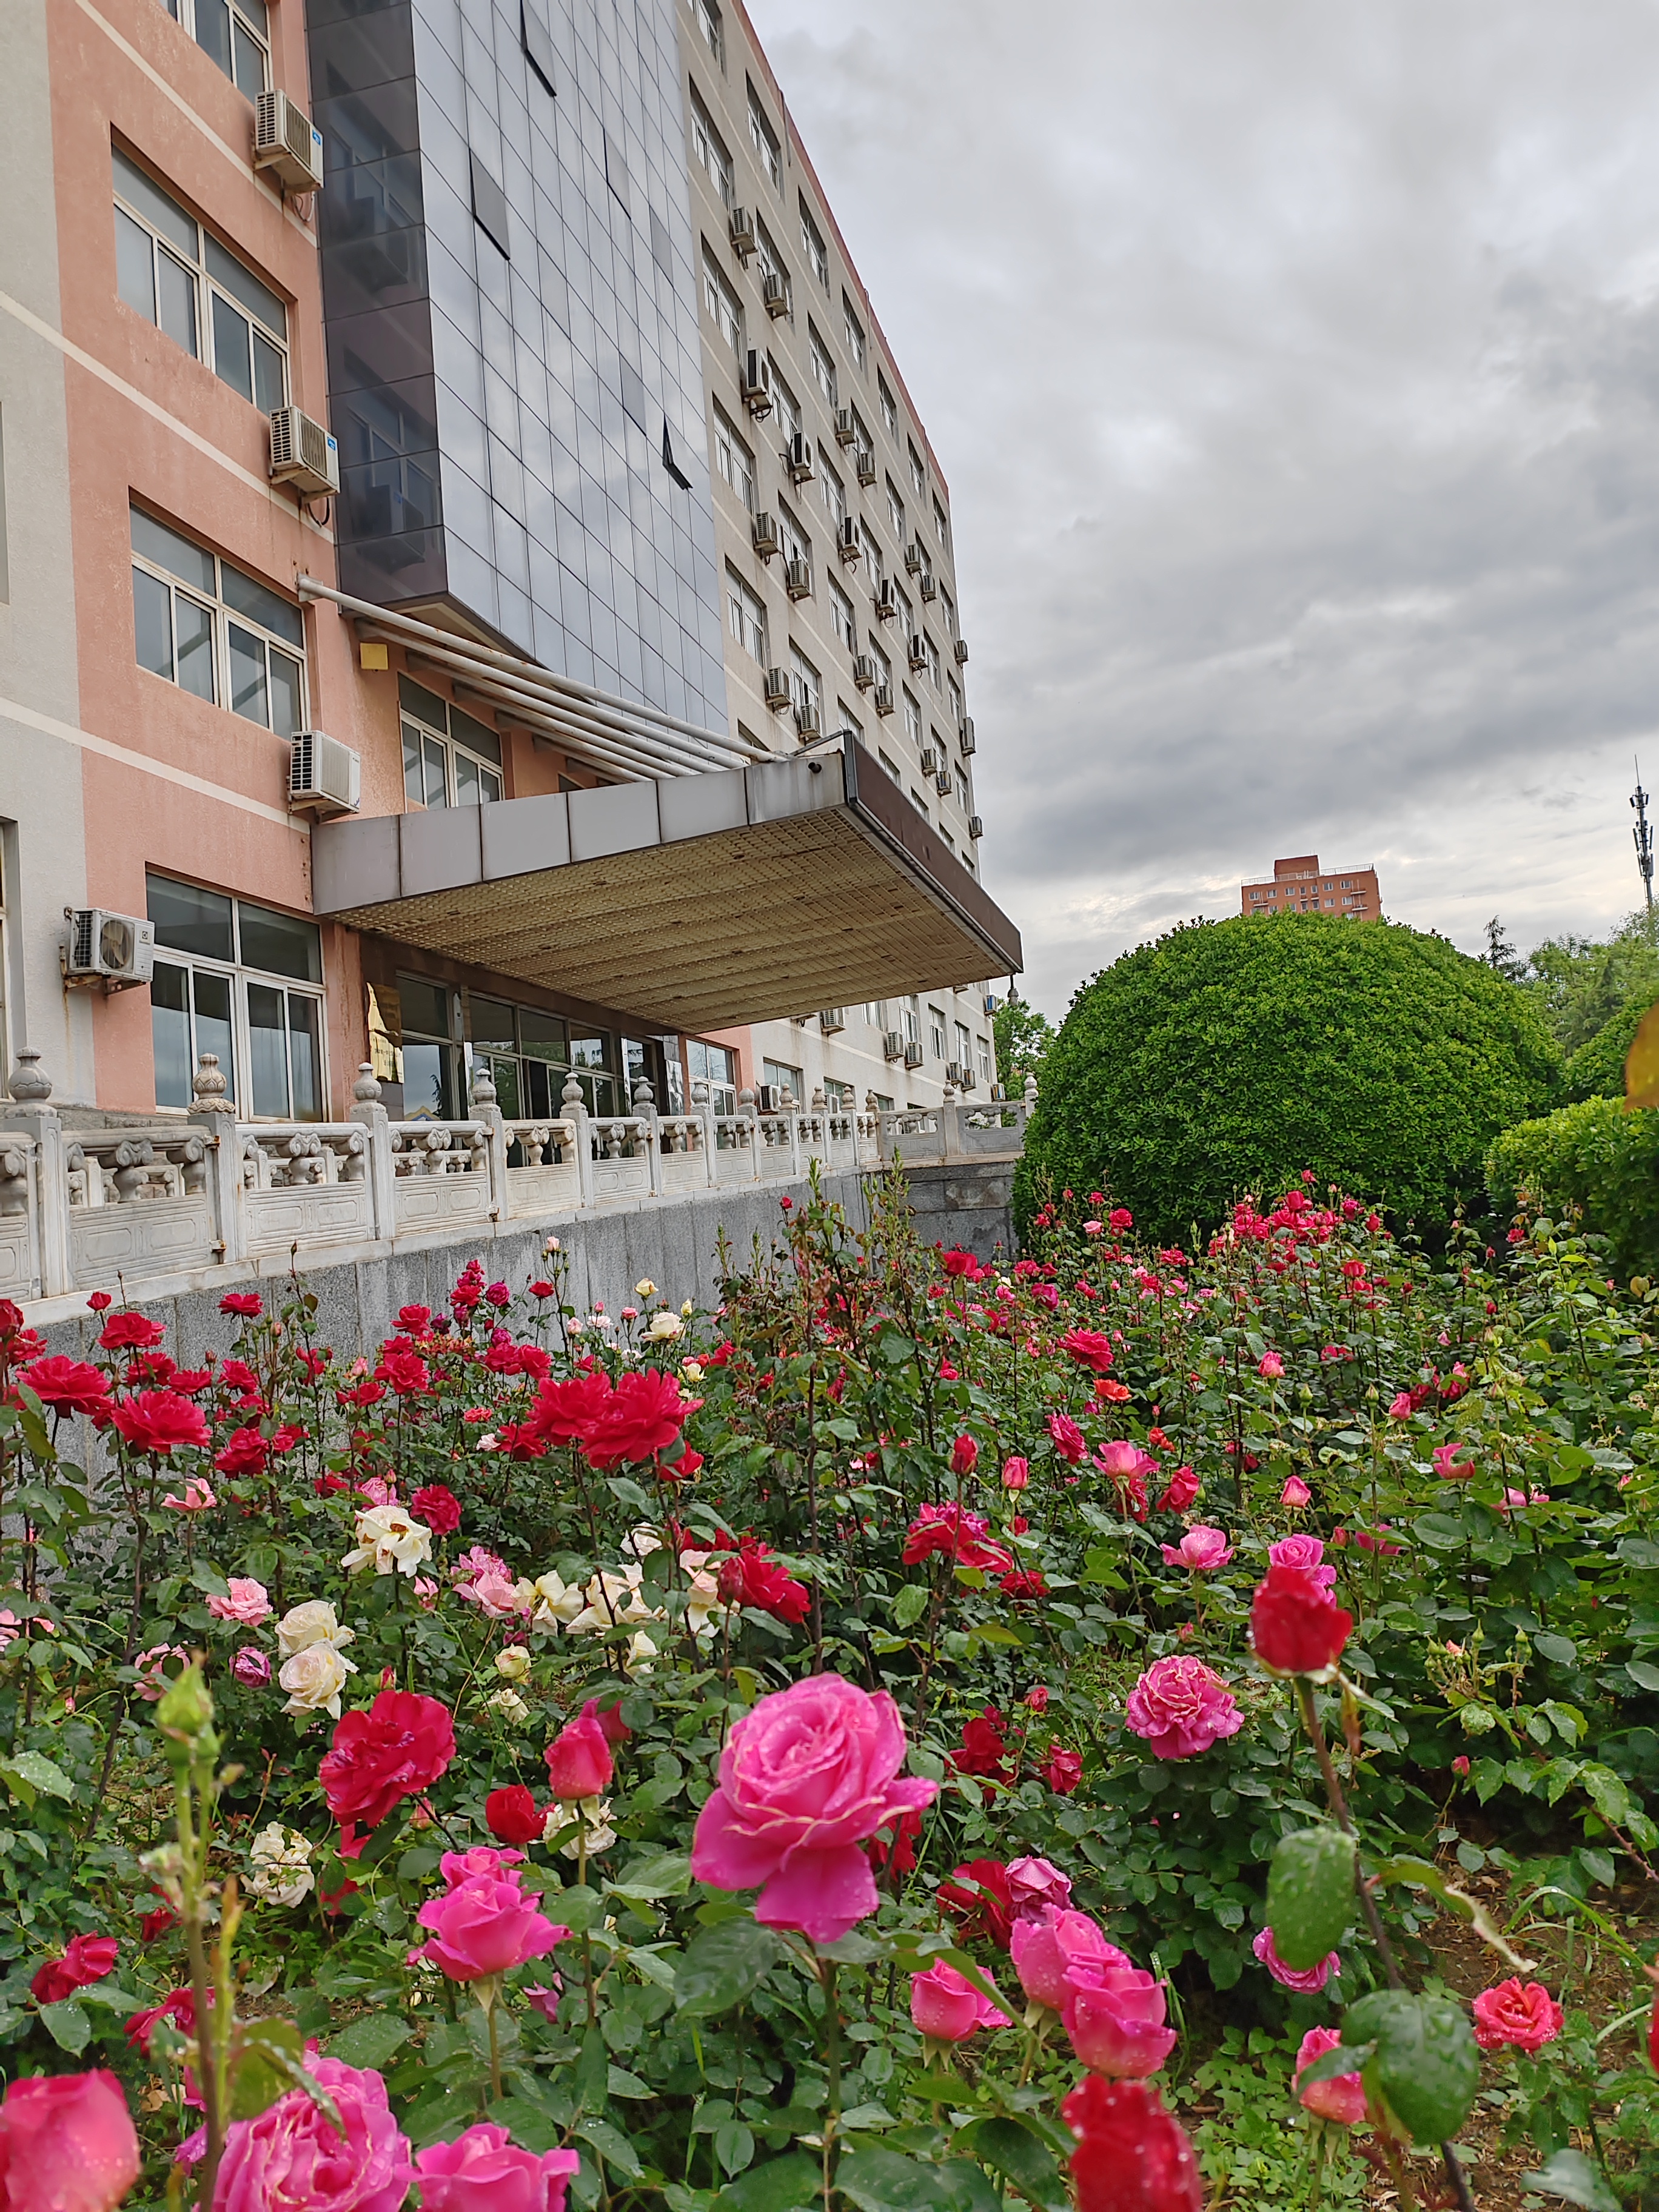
[1241,856,1381,919]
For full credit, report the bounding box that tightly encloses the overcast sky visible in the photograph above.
[745,0,1659,1019]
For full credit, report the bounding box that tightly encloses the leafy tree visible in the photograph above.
[1524,910,1659,1054]
[1565,988,1659,1102]
[1484,916,1526,980]
[1486,1094,1659,1276]
[992,986,1053,1093]
[1017,913,1562,1242]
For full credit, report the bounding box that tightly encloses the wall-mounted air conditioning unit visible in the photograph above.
[874,579,897,620]
[919,746,939,774]
[253,90,323,192]
[741,350,772,415]
[855,447,877,486]
[958,717,976,756]
[968,813,984,839]
[904,540,923,575]
[289,730,361,816]
[786,432,813,483]
[763,666,791,709]
[762,271,789,318]
[794,697,820,736]
[785,557,811,601]
[755,1084,785,1113]
[63,909,155,992]
[934,769,951,797]
[834,407,858,446]
[819,1010,845,1033]
[954,637,969,665]
[751,511,778,558]
[269,406,339,495]
[873,683,894,716]
[903,1041,924,1068]
[907,633,927,669]
[836,518,860,564]
[882,1030,905,1061]
[853,654,875,691]
[945,1060,967,1087]
[919,572,937,601]
[729,205,756,258]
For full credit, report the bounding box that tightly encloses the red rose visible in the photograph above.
[1250,1564,1353,1677]
[218,1293,263,1318]
[1064,2075,1202,2212]
[214,1426,269,1479]
[1042,1745,1083,1795]
[86,1292,113,1313]
[868,1807,922,1875]
[139,1906,177,1945]
[17,1358,109,1419]
[580,1367,699,1469]
[485,1785,548,1847]
[110,1390,210,1456]
[123,1985,195,2055]
[939,1858,1014,1949]
[715,1537,811,1624]
[1059,1328,1115,1373]
[31,1933,119,2006]
[320,1691,457,1858]
[375,1349,431,1396]
[1156,1466,1201,1513]
[529,1279,557,1299]
[952,1709,1011,1783]
[411,1484,462,1535]
[581,1696,631,1744]
[528,1370,614,1446]
[98,1312,166,1351]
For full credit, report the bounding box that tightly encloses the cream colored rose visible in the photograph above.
[278,1636,356,1718]
[528,1571,584,1631]
[246,1823,315,1907]
[340,1504,433,1578]
[677,1550,728,1640]
[553,1794,616,1857]
[681,1361,704,1384]
[648,1310,683,1341]
[634,1278,658,1300]
[276,1600,352,1660]
[494,1644,532,1681]
[488,1687,530,1725]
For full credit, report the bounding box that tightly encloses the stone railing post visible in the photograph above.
[1022,1071,1038,1140]
[940,1079,965,1161]
[187,1052,246,1268]
[689,1080,717,1186]
[470,1067,509,1223]
[739,1087,760,1181]
[780,1087,802,1178]
[632,1076,660,1195]
[347,1064,397,1241]
[4,1048,69,1296]
[564,1074,595,1205]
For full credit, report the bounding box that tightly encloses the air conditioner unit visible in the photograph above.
[954,637,969,665]
[289,729,361,815]
[968,813,984,839]
[959,1068,978,1092]
[253,89,323,193]
[882,1030,905,1061]
[903,1041,924,1068]
[919,746,939,774]
[741,349,772,415]
[785,557,811,601]
[904,540,923,575]
[836,518,861,564]
[834,407,857,447]
[755,1084,784,1113]
[763,666,791,710]
[873,683,894,717]
[728,205,756,258]
[794,697,820,736]
[855,447,877,486]
[762,270,789,318]
[751,511,778,557]
[269,406,339,495]
[853,654,876,691]
[958,717,976,756]
[919,571,937,602]
[907,632,927,669]
[945,1060,967,1087]
[819,1010,845,1032]
[934,769,952,797]
[874,578,897,620]
[63,909,155,991]
[786,432,813,483]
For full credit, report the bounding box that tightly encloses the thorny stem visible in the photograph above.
[1296,1681,1475,2212]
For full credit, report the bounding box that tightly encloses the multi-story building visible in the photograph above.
[0,0,1016,1165]
[1241,855,1381,920]
[676,0,996,1111]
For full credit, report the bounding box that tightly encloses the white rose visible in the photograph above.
[634,1278,658,1300]
[276,1601,350,1660]
[278,1637,356,1718]
[625,1627,660,1672]
[529,1572,584,1631]
[682,1361,704,1384]
[494,1645,531,1681]
[648,1311,683,1341]
[246,1823,315,1908]
[340,1504,433,1578]
[488,1687,530,1725]
[554,1795,616,1857]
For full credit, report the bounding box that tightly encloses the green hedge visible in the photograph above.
[1019,914,1563,1243]
[1564,991,1659,1101]
[1486,1095,1659,1276]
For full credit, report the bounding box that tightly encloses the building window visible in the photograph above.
[702,249,742,352]
[879,374,898,435]
[762,1057,803,1101]
[808,323,837,406]
[114,150,287,410]
[690,88,732,206]
[800,198,828,287]
[712,403,754,509]
[0,845,9,1083]
[947,674,962,727]
[908,441,926,497]
[954,1020,972,1071]
[928,1004,947,1059]
[686,1037,736,1113]
[688,0,722,67]
[726,568,766,663]
[933,494,950,548]
[789,644,820,725]
[868,637,892,692]
[903,995,921,1048]
[155,0,269,97]
[148,874,323,1119]
[753,218,793,320]
[885,477,905,540]
[842,294,865,370]
[879,750,900,783]
[939,587,956,638]
[769,363,801,444]
[398,675,503,808]
[976,1034,992,1084]
[836,698,862,742]
[830,576,856,652]
[910,789,930,822]
[778,499,811,575]
[466,994,578,1121]
[859,520,883,591]
[903,689,922,746]
[131,504,305,734]
[747,83,782,190]
[954,763,970,814]
[923,633,941,689]
[818,452,845,529]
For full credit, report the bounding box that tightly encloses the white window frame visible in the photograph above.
[928,1005,948,1060]
[748,83,782,191]
[903,691,922,746]
[868,637,892,691]
[155,0,270,98]
[878,752,900,785]
[778,498,811,575]
[879,375,899,435]
[754,218,793,320]
[148,877,326,1122]
[400,694,504,811]
[842,295,865,370]
[800,197,828,287]
[925,634,941,689]
[690,87,733,206]
[788,644,820,723]
[836,699,863,742]
[885,478,905,540]
[769,361,801,444]
[819,452,845,529]
[702,249,742,352]
[909,442,927,498]
[954,765,970,815]
[808,323,837,406]
[712,403,754,510]
[130,504,307,736]
[829,575,856,652]
[726,568,767,663]
[933,495,950,549]
[859,521,883,591]
[686,1037,736,1113]
[688,0,723,68]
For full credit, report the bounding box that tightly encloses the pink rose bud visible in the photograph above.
[909,1960,1011,2040]
[415,2123,581,2212]
[0,2070,141,2212]
[1253,1927,1339,1992]
[232,1646,272,1686]
[543,1711,614,1801]
[951,1434,979,1476]
[1002,1456,1029,1491]
[1159,1525,1233,1572]
[1294,2027,1367,2125]
[1452,1755,1471,1777]
[1258,1352,1284,1379]
[1006,1855,1072,1920]
[1279,1476,1312,1508]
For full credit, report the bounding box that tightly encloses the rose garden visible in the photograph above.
[2,1144,1659,2210]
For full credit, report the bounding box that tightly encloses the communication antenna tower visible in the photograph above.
[1634,760,1655,921]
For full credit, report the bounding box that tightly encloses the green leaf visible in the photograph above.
[1344,1990,1479,2145]
[608,1851,692,1900]
[674,1919,786,2018]
[0,1750,73,1805]
[574,2116,643,2180]
[486,2096,566,2154]
[1533,1632,1577,1665]
[230,2020,307,2120]
[892,1584,930,1631]
[1264,1826,1355,1970]
[1626,1660,1659,1692]
[327,2014,412,2071]
[933,2162,1002,2212]
[957,2116,1067,2211]
[1412,1513,1466,1553]
[713,2152,821,2212]
[837,2146,967,2212]
[38,1999,90,2054]
[1523,2149,1621,2212]
[1369,1855,1535,1972]
[1294,2040,1375,2090]
[188,1560,231,1599]
[715,2120,756,2176]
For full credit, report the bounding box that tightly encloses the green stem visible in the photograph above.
[487,1994,503,2101]
[819,1958,841,2212]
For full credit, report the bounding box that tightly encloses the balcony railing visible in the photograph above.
[0,1048,1034,1310]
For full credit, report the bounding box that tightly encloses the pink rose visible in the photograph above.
[0,2069,140,2212]
[1096,1439,1155,1482]
[232,1646,271,1686]
[1125,1657,1244,1760]
[417,1850,569,1982]
[207,1577,272,1627]
[1047,1412,1085,1464]
[1006,1855,1072,1921]
[1388,1391,1413,1418]
[161,1477,217,1512]
[1063,1964,1177,2079]
[1472,1979,1564,2054]
[458,1571,531,1620]
[1159,1525,1233,1571]
[210,2058,413,2212]
[414,2124,581,2211]
[545,1712,614,1802]
[689,1672,937,1944]
[1002,1457,1030,1491]
[1267,1535,1335,1590]
[1280,1475,1312,1508]
[1011,1907,1129,2012]
[1294,2026,1367,2125]
[909,1961,1011,2041]
[1258,1353,1284,1379]
[1253,1926,1339,1992]
[1433,1443,1475,1481]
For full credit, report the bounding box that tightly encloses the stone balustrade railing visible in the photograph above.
[0,1044,1035,1306]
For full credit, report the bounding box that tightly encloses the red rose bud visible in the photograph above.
[545,1711,614,1800]
[950,1433,979,1476]
[1064,2074,1202,2212]
[1250,1563,1353,1677]
[486,1785,548,1846]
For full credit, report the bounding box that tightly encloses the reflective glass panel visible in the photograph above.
[229,623,268,725]
[191,969,235,1098]
[133,568,173,680]
[149,877,235,960]
[176,596,215,701]
[150,961,193,1107]
[287,995,321,1120]
[247,981,289,1115]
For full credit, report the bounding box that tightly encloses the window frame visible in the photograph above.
[829,575,856,652]
[130,503,307,736]
[808,322,837,406]
[818,451,845,529]
[842,294,866,369]
[155,0,270,98]
[712,403,755,511]
[879,374,899,435]
[788,643,821,724]
[689,86,733,206]
[147,874,326,1122]
[908,441,927,498]
[885,476,905,540]
[398,683,504,813]
[702,247,743,352]
[688,0,723,68]
[725,566,767,663]
[747,82,782,191]
[799,196,829,287]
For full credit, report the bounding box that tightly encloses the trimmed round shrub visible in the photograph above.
[1565,991,1659,1101]
[1486,1095,1659,1276]
[1018,914,1562,1242]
